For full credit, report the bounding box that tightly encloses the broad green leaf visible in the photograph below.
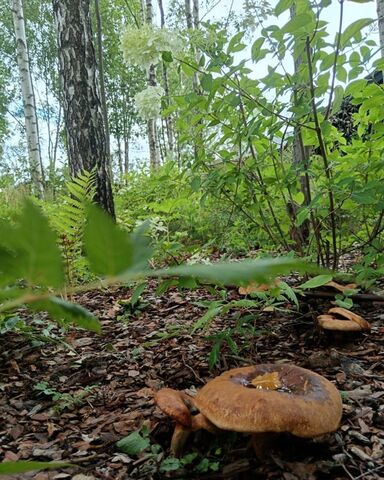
[320,53,334,72]
[162,51,173,62]
[84,205,152,277]
[352,191,376,205]
[227,31,245,54]
[296,207,310,227]
[0,201,64,288]
[340,18,373,48]
[251,37,266,61]
[0,247,19,287]
[299,274,333,289]
[0,461,72,475]
[332,85,345,114]
[33,297,101,333]
[200,73,213,92]
[275,0,293,16]
[153,258,317,286]
[348,0,372,2]
[116,431,150,456]
[282,14,313,34]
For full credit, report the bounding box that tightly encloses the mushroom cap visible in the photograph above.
[155,388,193,428]
[194,364,342,438]
[328,307,371,331]
[317,308,371,332]
[317,314,363,332]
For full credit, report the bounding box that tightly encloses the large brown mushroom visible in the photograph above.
[156,364,342,457]
[194,364,342,439]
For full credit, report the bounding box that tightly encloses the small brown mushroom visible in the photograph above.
[317,307,371,332]
[155,387,217,456]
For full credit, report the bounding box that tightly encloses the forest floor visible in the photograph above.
[1,278,383,480]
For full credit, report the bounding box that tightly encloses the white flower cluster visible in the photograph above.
[134,85,165,120]
[121,25,182,71]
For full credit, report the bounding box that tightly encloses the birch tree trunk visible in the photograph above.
[377,0,384,57]
[157,0,174,156]
[52,0,115,218]
[94,0,110,159]
[11,0,44,197]
[145,0,160,168]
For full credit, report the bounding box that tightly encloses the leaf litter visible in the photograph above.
[0,279,383,479]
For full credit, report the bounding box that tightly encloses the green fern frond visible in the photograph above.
[53,168,97,285]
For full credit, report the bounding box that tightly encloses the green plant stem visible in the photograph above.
[0,276,124,314]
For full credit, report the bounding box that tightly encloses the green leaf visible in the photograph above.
[275,0,293,16]
[227,31,245,54]
[282,13,313,34]
[299,274,333,289]
[0,461,72,475]
[320,53,334,71]
[116,431,150,456]
[162,51,173,62]
[191,176,201,191]
[340,18,373,48]
[201,73,213,92]
[251,37,267,61]
[153,257,316,286]
[84,205,152,277]
[160,458,181,473]
[192,305,222,333]
[332,85,345,114]
[348,0,372,3]
[33,297,101,333]
[129,282,146,306]
[0,200,64,288]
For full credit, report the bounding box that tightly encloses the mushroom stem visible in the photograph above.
[171,424,192,457]
[251,432,278,459]
[191,413,220,434]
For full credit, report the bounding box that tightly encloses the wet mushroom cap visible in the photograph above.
[194,364,342,438]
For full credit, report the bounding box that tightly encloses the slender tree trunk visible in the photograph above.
[52,0,115,218]
[185,0,192,28]
[289,3,312,252]
[94,0,110,158]
[11,0,44,197]
[377,0,384,56]
[145,0,160,168]
[157,0,174,156]
[124,134,129,174]
[117,133,123,178]
[185,0,201,162]
[192,0,199,29]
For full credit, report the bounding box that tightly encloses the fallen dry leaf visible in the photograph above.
[251,371,281,390]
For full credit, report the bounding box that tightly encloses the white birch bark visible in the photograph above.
[145,0,160,169]
[377,0,384,57]
[11,0,44,197]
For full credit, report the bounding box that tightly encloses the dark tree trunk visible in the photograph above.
[52,0,115,218]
